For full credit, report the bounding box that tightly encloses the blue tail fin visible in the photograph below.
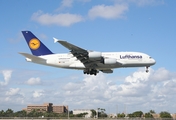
[22,31,53,56]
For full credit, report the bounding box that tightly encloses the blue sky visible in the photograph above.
[1,0,176,114]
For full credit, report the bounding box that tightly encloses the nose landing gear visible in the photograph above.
[146,66,149,73]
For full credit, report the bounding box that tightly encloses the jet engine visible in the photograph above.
[88,51,102,59]
[102,58,117,64]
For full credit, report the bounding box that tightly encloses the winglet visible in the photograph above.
[53,37,66,43]
[53,37,59,43]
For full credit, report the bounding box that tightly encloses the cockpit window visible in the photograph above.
[149,57,152,59]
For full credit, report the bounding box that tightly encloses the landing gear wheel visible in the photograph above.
[146,66,149,73]
[83,69,98,75]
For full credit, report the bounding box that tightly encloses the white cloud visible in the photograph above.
[88,4,128,19]
[87,0,164,20]
[31,11,84,26]
[128,0,164,6]
[26,77,41,85]
[1,67,176,113]
[61,0,73,8]
[31,0,163,26]
[77,0,91,3]
[125,69,151,83]
[5,88,20,96]
[5,97,10,102]
[59,0,91,9]
[61,68,176,113]
[39,33,48,40]
[87,0,163,20]
[150,67,171,81]
[113,0,164,6]
[4,88,24,104]
[56,0,74,11]
[0,70,12,86]
[33,90,44,98]
[63,73,115,97]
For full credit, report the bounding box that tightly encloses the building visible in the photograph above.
[171,114,176,119]
[152,114,160,118]
[26,103,53,113]
[73,109,93,118]
[24,103,68,113]
[53,105,68,113]
[108,114,117,118]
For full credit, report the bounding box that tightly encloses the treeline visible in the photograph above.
[0,109,79,118]
[117,110,172,118]
[0,109,107,118]
[0,109,173,118]
[0,108,108,118]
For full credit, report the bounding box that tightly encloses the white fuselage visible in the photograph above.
[27,51,156,70]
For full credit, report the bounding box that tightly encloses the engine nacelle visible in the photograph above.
[102,58,117,64]
[101,69,113,73]
[88,51,102,59]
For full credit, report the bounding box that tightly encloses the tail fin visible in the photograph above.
[21,31,53,56]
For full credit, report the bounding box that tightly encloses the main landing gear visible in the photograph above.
[83,69,98,76]
[146,66,149,73]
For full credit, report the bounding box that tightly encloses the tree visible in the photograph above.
[90,109,96,118]
[132,111,143,117]
[75,112,88,117]
[160,111,172,118]
[145,112,153,118]
[5,108,14,117]
[100,108,105,113]
[99,109,107,118]
[14,110,27,117]
[150,110,156,114]
[0,110,5,117]
[27,109,43,117]
[118,113,126,118]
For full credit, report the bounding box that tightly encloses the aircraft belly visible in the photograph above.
[57,63,71,67]
[68,63,119,70]
[69,63,85,69]
[121,62,151,67]
[96,63,121,69]
[45,58,70,68]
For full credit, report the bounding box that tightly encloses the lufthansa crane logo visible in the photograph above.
[29,38,40,50]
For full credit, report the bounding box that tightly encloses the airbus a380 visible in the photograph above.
[19,31,156,76]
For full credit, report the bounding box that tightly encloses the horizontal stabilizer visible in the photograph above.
[19,52,46,61]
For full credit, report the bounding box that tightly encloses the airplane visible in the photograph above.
[19,31,156,76]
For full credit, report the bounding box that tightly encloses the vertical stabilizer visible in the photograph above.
[22,31,53,56]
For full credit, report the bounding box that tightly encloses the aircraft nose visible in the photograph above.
[151,58,156,65]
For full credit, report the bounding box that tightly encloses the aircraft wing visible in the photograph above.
[54,38,122,75]
[54,38,101,66]
[54,38,87,52]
